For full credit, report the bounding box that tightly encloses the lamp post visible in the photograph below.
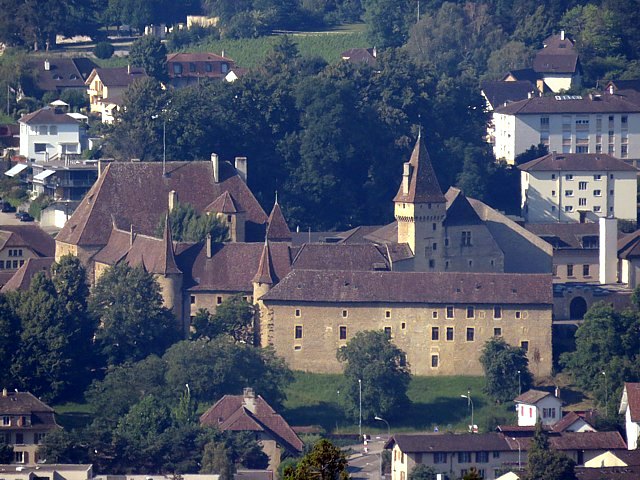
[461,392,474,433]
[374,415,390,439]
[517,370,521,396]
[602,371,608,416]
[359,378,362,438]
[151,113,166,176]
[336,390,340,432]
[511,437,521,470]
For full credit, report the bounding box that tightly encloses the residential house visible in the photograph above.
[85,66,148,123]
[481,81,538,111]
[166,52,235,88]
[514,389,563,427]
[23,58,98,96]
[0,225,55,288]
[1,257,54,293]
[0,124,19,155]
[200,388,303,473]
[340,47,377,66]
[0,388,61,465]
[19,106,87,161]
[386,431,626,480]
[519,153,638,222]
[616,231,640,289]
[492,92,640,164]
[502,31,582,94]
[0,464,93,480]
[619,382,640,450]
[30,158,99,201]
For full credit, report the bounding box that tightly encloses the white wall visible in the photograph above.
[542,74,574,93]
[517,396,562,426]
[19,122,81,160]
[625,407,640,450]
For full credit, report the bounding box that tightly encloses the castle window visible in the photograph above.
[432,242,437,251]
[494,306,502,319]
[401,322,406,330]
[445,238,449,246]
[494,327,502,337]
[466,306,474,319]
[446,327,454,341]
[583,264,590,277]
[384,326,391,338]
[446,306,454,318]
[385,310,391,318]
[432,310,438,319]
[468,260,473,267]
[431,327,439,340]
[520,341,529,352]
[466,328,475,342]
[294,345,301,351]
[190,295,196,305]
[461,231,472,246]
[294,325,303,339]
[339,326,347,340]
[445,261,449,270]
[431,354,439,368]
[567,264,574,277]
[342,310,348,318]
[432,223,437,231]
[515,311,522,319]
[295,309,301,317]
[216,296,223,305]
[227,215,232,222]
[429,259,435,268]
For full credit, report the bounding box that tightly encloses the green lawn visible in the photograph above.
[282,373,515,435]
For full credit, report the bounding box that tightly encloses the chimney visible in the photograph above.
[372,46,377,58]
[168,190,178,212]
[211,153,219,183]
[44,59,50,71]
[402,162,411,195]
[206,233,212,258]
[243,387,256,413]
[235,156,247,183]
[609,84,615,95]
[221,50,225,58]
[98,160,102,177]
[528,91,534,99]
[555,386,561,399]
[2,388,6,397]
[130,224,134,247]
[599,216,618,284]
[560,30,565,41]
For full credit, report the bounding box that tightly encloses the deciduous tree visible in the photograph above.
[284,439,350,480]
[128,35,168,82]
[524,424,576,480]
[480,337,533,403]
[191,295,255,343]
[409,464,437,480]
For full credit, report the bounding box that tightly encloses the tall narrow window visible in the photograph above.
[294,325,303,339]
[339,326,347,340]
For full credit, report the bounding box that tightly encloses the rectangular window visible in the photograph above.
[594,189,602,196]
[428,259,435,268]
[339,326,347,340]
[216,296,223,305]
[342,310,348,318]
[49,125,58,135]
[189,62,196,72]
[446,306,454,318]
[551,190,556,197]
[567,264,574,276]
[14,451,24,464]
[493,451,500,459]
[476,452,489,463]
[205,63,213,72]
[432,310,438,319]
[173,63,183,74]
[622,115,628,125]
[458,452,471,463]
[0,261,4,269]
[431,327,439,340]
[466,327,475,342]
[466,306,474,319]
[12,260,17,269]
[552,264,558,276]
[540,117,549,128]
[446,327,454,341]
[515,311,522,319]
[384,326,391,339]
[565,190,573,197]
[565,205,573,212]
[294,325,303,339]
[295,309,301,317]
[461,231,472,246]
[34,143,47,153]
[190,295,195,305]
[385,310,391,318]
[38,125,48,135]
[578,181,587,190]
[594,174,602,180]
[431,354,439,368]
[622,145,628,158]
[521,341,529,352]
[2,416,9,426]
[583,264,590,276]
[493,306,502,319]
[578,198,587,206]
[565,174,573,180]
[576,145,589,153]
[434,453,447,464]
[593,205,601,212]
[494,327,502,337]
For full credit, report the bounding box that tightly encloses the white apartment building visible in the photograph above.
[519,153,638,223]
[492,93,640,164]
[19,107,86,161]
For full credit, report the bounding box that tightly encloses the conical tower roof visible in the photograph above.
[252,238,277,285]
[266,197,292,242]
[393,135,446,203]
[160,214,181,275]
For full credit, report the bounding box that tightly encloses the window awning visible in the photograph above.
[4,163,28,177]
[33,169,56,181]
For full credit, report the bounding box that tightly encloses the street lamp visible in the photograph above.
[602,371,608,416]
[461,392,474,433]
[359,379,362,438]
[511,437,521,470]
[374,415,390,438]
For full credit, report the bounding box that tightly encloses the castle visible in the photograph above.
[51,136,554,376]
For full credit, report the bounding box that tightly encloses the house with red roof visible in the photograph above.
[166,52,235,88]
[200,388,303,473]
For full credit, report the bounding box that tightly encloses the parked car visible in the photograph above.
[1,202,16,213]
[17,212,33,222]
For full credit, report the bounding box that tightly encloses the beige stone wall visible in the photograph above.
[55,241,78,261]
[443,224,504,272]
[266,301,553,377]
[257,435,280,474]
[0,247,38,272]
[395,202,446,272]
[156,273,183,328]
[188,291,252,319]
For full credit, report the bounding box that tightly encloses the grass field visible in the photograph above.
[281,373,515,435]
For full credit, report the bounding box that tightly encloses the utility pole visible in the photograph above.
[358,378,362,438]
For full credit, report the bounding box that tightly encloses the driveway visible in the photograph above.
[347,436,388,480]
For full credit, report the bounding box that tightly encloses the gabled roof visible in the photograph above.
[262,270,552,304]
[291,243,389,271]
[619,383,640,421]
[0,225,55,257]
[167,52,233,63]
[504,431,626,451]
[481,80,537,109]
[25,57,98,91]
[200,393,303,453]
[502,68,539,84]
[340,48,377,65]
[385,433,509,453]
[534,33,579,74]
[19,107,80,125]
[518,153,638,172]
[85,67,147,87]
[526,223,599,250]
[205,191,239,214]
[393,136,446,204]
[266,201,291,242]
[0,391,55,416]
[552,411,595,432]
[618,231,640,259]
[514,389,555,404]
[495,94,640,115]
[1,257,54,293]
[444,188,483,226]
[57,161,268,247]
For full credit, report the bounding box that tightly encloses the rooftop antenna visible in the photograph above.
[418,113,422,139]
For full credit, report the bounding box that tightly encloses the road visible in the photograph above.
[346,436,388,480]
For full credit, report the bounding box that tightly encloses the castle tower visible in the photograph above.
[252,238,277,347]
[266,194,292,242]
[393,134,447,271]
[204,191,245,242]
[156,215,185,332]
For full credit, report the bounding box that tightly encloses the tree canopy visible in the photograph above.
[480,337,533,403]
[157,202,229,243]
[191,295,255,343]
[524,423,577,480]
[283,439,350,480]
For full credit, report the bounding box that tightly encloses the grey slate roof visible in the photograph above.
[518,153,638,172]
[386,433,509,453]
[19,107,80,125]
[481,80,537,109]
[495,94,640,115]
[393,136,446,204]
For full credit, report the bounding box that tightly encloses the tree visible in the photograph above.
[515,144,548,166]
[283,439,350,480]
[524,424,576,480]
[128,35,168,82]
[361,0,413,47]
[0,441,12,464]
[337,330,410,420]
[0,293,20,387]
[409,464,437,480]
[191,295,255,343]
[462,468,484,480]
[91,263,179,366]
[480,337,533,403]
[157,202,229,243]
[201,442,234,480]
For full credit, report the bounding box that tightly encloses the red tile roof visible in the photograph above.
[205,191,239,214]
[393,136,446,204]
[0,391,59,429]
[25,57,98,91]
[1,257,54,293]
[252,240,277,285]
[0,225,55,257]
[266,202,291,242]
[291,243,389,271]
[514,389,554,404]
[87,67,147,87]
[19,107,80,125]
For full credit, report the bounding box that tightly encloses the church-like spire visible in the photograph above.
[160,214,181,275]
[252,237,276,285]
[393,134,446,204]
[266,196,292,242]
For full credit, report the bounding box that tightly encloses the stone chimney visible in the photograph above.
[44,59,50,71]
[206,233,212,258]
[560,30,565,41]
[127,64,131,75]
[599,216,618,284]
[372,46,377,58]
[168,190,178,212]
[211,153,219,183]
[402,162,411,195]
[2,388,6,397]
[609,84,615,95]
[235,156,247,183]
[243,387,256,413]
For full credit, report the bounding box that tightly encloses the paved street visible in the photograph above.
[347,436,388,480]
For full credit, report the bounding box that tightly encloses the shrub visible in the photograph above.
[94,42,115,59]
